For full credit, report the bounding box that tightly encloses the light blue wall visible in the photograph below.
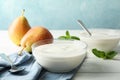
[0,0,120,30]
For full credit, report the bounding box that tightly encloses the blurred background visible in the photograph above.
[0,0,120,30]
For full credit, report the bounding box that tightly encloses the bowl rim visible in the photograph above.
[80,29,120,40]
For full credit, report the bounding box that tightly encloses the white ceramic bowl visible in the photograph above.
[80,29,120,53]
[32,40,87,72]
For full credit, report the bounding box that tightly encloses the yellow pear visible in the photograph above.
[20,26,53,53]
[8,9,31,46]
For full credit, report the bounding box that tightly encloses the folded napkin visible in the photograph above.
[0,52,85,80]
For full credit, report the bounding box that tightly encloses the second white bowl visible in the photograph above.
[80,29,120,53]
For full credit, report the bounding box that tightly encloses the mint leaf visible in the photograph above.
[92,49,106,59]
[92,48,118,59]
[58,30,80,40]
[58,36,67,40]
[66,30,71,39]
[106,51,117,59]
[71,36,80,40]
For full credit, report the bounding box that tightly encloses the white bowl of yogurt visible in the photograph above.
[80,29,120,53]
[32,40,87,72]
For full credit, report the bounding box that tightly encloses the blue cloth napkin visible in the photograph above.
[0,52,85,80]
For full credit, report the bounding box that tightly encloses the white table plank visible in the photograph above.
[73,73,120,80]
[78,58,120,73]
[0,31,20,55]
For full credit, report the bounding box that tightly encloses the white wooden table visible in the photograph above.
[0,30,120,80]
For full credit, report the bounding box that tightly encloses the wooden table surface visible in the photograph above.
[0,30,120,80]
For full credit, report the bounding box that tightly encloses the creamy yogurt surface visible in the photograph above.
[80,30,120,40]
[33,40,87,58]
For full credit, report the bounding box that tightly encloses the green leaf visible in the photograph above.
[58,30,80,40]
[58,36,67,40]
[71,36,80,40]
[92,49,106,59]
[92,48,118,59]
[66,30,71,39]
[106,51,118,59]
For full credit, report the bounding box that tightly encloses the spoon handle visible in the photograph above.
[77,20,92,36]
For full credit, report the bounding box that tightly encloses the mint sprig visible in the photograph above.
[92,48,118,59]
[58,30,80,40]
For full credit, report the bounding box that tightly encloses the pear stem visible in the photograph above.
[22,9,25,16]
[18,47,24,56]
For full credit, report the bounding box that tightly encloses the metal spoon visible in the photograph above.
[77,20,92,36]
[0,53,24,73]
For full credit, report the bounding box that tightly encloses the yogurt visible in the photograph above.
[33,40,87,58]
[81,31,120,40]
